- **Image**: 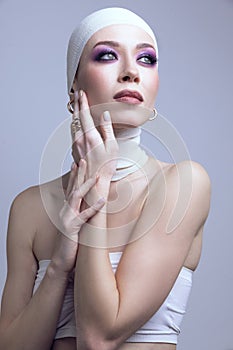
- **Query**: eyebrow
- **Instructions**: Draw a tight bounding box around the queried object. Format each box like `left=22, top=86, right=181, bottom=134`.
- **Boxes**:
left=93, top=41, right=156, bottom=51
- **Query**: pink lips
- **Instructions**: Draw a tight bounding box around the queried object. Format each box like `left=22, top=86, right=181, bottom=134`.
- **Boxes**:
left=113, top=90, right=143, bottom=104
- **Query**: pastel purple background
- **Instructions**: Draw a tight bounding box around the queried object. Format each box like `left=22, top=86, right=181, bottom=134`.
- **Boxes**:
left=0, top=0, right=232, bottom=349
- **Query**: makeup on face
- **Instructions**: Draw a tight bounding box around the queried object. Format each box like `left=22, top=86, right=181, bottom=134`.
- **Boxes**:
left=91, top=42, right=158, bottom=67
left=91, top=45, right=118, bottom=62
left=76, top=25, right=159, bottom=114
left=136, top=48, right=157, bottom=66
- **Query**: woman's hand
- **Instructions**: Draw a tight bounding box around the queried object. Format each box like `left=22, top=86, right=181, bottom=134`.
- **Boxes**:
left=72, top=90, right=118, bottom=188
left=51, top=159, right=105, bottom=273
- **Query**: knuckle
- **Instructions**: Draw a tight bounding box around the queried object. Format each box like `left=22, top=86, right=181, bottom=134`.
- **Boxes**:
left=104, top=125, right=112, bottom=133
left=80, top=212, right=88, bottom=223
left=61, top=217, right=71, bottom=232
left=73, top=188, right=82, bottom=198
left=86, top=131, right=97, bottom=146
left=75, top=138, right=83, bottom=148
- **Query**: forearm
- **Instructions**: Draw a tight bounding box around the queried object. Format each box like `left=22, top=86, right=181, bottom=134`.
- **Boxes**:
left=0, top=261, right=69, bottom=350
left=75, top=179, right=121, bottom=346
left=75, top=245, right=120, bottom=336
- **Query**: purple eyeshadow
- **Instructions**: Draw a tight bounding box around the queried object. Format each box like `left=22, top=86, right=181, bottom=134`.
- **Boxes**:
left=137, top=48, right=157, bottom=63
left=91, top=46, right=117, bottom=61
left=90, top=45, right=157, bottom=65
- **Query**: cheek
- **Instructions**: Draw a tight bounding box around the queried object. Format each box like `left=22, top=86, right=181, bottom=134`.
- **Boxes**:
left=145, top=72, right=159, bottom=107
left=81, top=67, right=111, bottom=104
left=79, top=67, right=113, bottom=125
left=153, top=76, right=159, bottom=96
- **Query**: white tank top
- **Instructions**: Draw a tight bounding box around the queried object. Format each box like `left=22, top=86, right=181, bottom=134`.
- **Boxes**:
left=33, top=251, right=193, bottom=344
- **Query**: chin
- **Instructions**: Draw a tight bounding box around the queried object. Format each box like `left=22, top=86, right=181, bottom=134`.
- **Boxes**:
left=89, top=102, right=151, bottom=128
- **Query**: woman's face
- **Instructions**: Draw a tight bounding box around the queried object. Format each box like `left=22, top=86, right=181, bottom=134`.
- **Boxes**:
left=74, top=24, right=159, bottom=126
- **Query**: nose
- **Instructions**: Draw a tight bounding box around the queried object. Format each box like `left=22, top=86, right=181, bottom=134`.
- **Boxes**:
left=118, top=59, right=140, bottom=84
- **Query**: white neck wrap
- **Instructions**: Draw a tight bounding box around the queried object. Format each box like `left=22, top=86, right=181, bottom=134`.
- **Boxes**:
left=67, top=7, right=158, bottom=94
left=112, top=127, right=148, bottom=182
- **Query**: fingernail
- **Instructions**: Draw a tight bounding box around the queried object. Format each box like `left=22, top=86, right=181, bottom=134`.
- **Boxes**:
left=103, top=111, right=111, bottom=121
left=98, top=197, right=106, bottom=204
left=79, top=89, right=83, bottom=98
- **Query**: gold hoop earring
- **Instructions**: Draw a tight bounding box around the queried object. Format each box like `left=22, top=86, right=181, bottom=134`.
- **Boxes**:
left=67, top=100, right=74, bottom=114
left=149, top=108, right=158, bottom=121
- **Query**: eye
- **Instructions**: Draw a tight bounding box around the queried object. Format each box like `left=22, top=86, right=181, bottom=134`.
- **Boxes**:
left=137, top=53, right=158, bottom=66
left=94, top=50, right=118, bottom=62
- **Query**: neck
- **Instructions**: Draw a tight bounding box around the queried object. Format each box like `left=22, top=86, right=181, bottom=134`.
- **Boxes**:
left=111, top=126, right=148, bottom=182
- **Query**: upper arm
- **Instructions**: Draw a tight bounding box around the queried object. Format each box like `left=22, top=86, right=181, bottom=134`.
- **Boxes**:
left=0, top=188, right=38, bottom=330
left=113, top=161, right=211, bottom=341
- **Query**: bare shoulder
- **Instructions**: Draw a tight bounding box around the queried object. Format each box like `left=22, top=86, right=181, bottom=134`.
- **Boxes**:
left=168, top=160, right=211, bottom=196
left=10, top=185, right=45, bottom=226
left=166, top=160, right=211, bottom=227
left=155, top=158, right=210, bottom=182
left=152, top=159, right=211, bottom=194
left=7, top=186, right=44, bottom=253
left=11, top=172, right=66, bottom=222
left=12, top=185, right=41, bottom=209
left=8, top=174, right=67, bottom=248
left=146, top=160, right=211, bottom=235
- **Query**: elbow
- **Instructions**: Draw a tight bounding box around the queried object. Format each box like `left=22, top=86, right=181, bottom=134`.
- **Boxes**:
left=78, top=341, right=113, bottom=350
left=78, top=331, right=119, bottom=350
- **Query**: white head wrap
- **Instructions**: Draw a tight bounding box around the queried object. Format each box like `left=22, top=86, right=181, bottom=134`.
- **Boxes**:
left=67, top=7, right=158, bottom=94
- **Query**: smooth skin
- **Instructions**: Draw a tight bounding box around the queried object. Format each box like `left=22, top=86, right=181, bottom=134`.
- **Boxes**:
left=0, top=25, right=211, bottom=350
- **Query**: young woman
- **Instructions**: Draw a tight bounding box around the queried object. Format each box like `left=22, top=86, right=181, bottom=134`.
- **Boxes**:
left=0, top=7, right=211, bottom=350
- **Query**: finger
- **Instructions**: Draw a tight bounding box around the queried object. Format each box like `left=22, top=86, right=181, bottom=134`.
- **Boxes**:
left=73, top=90, right=80, bottom=119
left=100, top=111, right=116, bottom=142
left=78, top=176, right=97, bottom=199
left=101, top=111, right=119, bottom=154
left=73, top=158, right=86, bottom=190
left=66, top=162, right=77, bottom=199
left=71, top=143, right=81, bottom=164
left=72, top=129, right=86, bottom=161
left=71, top=90, right=82, bottom=144
left=79, top=90, right=100, bottom=140
left=68, top=177, right=96, bottom=211
left=80, top=197, right=106, bottom=222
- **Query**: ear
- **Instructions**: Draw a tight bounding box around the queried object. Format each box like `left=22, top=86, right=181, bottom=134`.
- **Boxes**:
left=73, top=74, right=79, bottom=91
left=69, top=76, right=78, bottom=101
left=69, top=89, right=74, bottom=103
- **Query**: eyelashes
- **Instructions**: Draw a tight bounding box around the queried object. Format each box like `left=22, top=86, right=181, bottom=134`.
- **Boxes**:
left=137, top=52, right=158, bottom=66
left=92, top=48, right=118, bottom=62
left=92, top=46, right=158, bottom=66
